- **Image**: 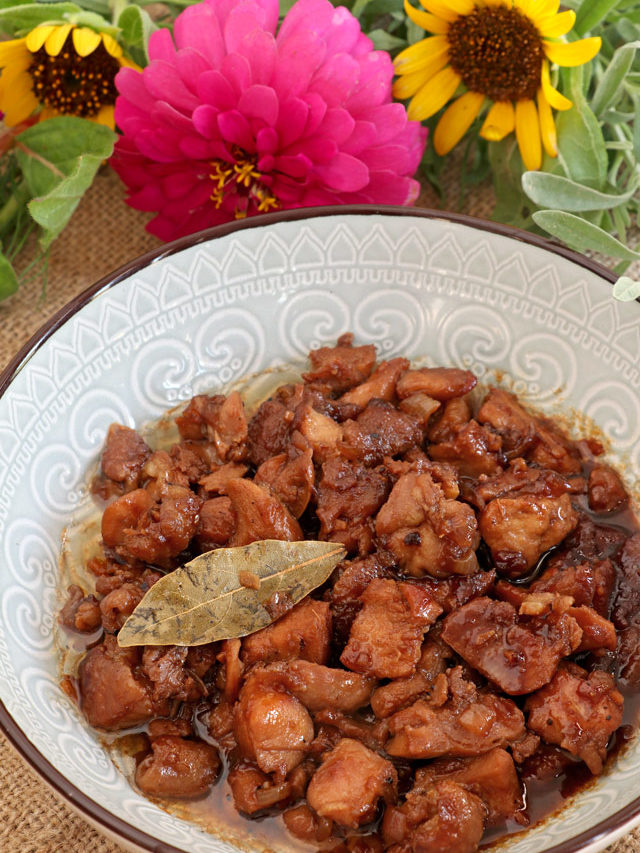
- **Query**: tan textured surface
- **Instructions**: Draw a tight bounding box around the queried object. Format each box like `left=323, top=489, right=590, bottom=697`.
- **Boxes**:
left=0, top=168, right=638, bottom=852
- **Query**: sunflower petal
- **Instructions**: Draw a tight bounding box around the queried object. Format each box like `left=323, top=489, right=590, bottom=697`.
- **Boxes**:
left=394, top=35, right=449, bottom=75
left=537, top=88, right=557, bottom=157
left=0, top=37, right=31, bottom=70
left=408, top=65, right=461, bottom=121
left=1, top=69, right=39, bottom=126
left=543, top=37, right=601, bottom=67
left=514, top=0, right=534, bottom=16
left=393, top=53, right=449, bottom=98
left=537, top=10, right=576, bottom=38
left=25, top=25, right=56, bottom=53
left=434, top=90, right=484, bottom=154
left=418, top=0, right=464, bottom=22
left=101, top=32, right=123, bottom=58
left=540, top=60, right=572, bottom=110
left=515, top=99, right=541, bottom=170
left=72, top=26, right=101, bottom=57
left=480, top=100, right=515, bottom=141
left=45, top=24, right=72, bottom=56
left=404, top=0, right=450, bottom=33
left=91, top=103, right=115, bottom=128
left=535, top=0, right=560, bottom=16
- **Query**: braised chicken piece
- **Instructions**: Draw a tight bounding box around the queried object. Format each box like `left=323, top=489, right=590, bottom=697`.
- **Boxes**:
left=478, top=388, right=582, bottom=473
left=79, top=635, right=170, bottom=730
left=526, top=663, right=623, bottom=774
left=316, top=458, right=390, bottom=554
left=95, top=423, right=151, bottom=495
left=302, top=334, right=377, bottom=393
left=588, top=464, right=628, bottom=513
left=442, top=597, right=582, bottom=695
left=340, top=357, right=409, bottom=407
left=414, top=749, right=524, bottom=826
left=386, top=667, right=525, bottom=759
left=341, top=579, right=442, bottom=679
left=396, top=367, right=477, bottom=402
left=479, top=493, right=578, bottom=577
left=382, top=779, right=486, bottom=853
left=376, top=471, right=480, bottom=577
left=429, top=419, right=504, bottom=478
left=69, top=336, right=639, bottom=853
left=234, top=669, right=314, bottom=777
left=306, top=738, right=397, bottom=828
left=241, top=598, right=331, bottom=666
left=135, top=735, right=220, bottom=799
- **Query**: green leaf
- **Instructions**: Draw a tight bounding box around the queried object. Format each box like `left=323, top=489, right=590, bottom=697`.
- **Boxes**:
left=367, top=27, right=406, bottom=50
left=555, top=77, right=608, bottom=189
left=574, top=0, right=624, bottom=35
left=612, top=275, right=640, bottom=301
left=521, top=171, right=638, bottom=212
left=533, top=210, right=640, bottom=261
left=0, top=252, right=19, bottom=301
left=15, top=117, right=116, bottom=248
left=117, top=4, right=156, bottom=64
left=592, top=42, right=640, bottom=117
left=0, top=2, right=81, bottom=33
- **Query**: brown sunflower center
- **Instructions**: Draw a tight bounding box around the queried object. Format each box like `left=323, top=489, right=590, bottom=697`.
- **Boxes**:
left=447, top=6, right=544, bottom=102
left=28, top=36, right=120, bottom=117
left=209, top=149, right=279, bottom=219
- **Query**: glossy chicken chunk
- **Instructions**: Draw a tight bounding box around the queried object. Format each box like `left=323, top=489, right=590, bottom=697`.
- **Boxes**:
left=226, top=478, right=302, bottom=546
left=98, top=423, right=151, bottom=493
left=382, top=779, right=486, bottom=853
left=429, top=419, right=504, bottom=478
left=80, top=635, right=169, bottom=730
left=340, top=357, right=409, bottom=407
left=526, top=663, right=623, bottom=773
left=479, top=493, right=578, bottom=577
left=386, top=667, right=525, bottom=759
left=234, top=670, right=314, bottom=777
left=302, top=334, right=376, bottom=393
left=254, top=446, right=314, bottom=518
left=342, top=400, right=423, bottom=466
left=274, top=659, right=375, bottom=713
left=136, top=736, right=220, bottom=799
left=442, top=597, right=582, bottom=695
left=376, top=471, right=480, bottom=578
left=341, top=579, right=442, bottom=679
left=176, top=391, right=248, bottom=462
left=396, top=367, right=477, bottom=401
left=587, top=464, right=627, bottom=513
left=306, top=738, right=397, bottom=828
left=241, top=598, right=331, bottom=666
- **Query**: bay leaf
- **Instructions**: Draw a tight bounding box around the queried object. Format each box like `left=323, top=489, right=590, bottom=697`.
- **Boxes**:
left=117, top=539, right=346, bottom=648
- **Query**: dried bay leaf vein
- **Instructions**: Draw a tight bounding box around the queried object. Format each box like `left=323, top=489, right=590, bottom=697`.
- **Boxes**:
left=117, top=539, right=345, bottom=647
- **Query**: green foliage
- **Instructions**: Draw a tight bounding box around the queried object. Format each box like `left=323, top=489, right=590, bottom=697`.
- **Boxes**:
left=117, top=4, right=157, bottom=65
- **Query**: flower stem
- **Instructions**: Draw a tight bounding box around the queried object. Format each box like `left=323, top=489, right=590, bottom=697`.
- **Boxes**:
left=0, top=182, right=30, bottom=238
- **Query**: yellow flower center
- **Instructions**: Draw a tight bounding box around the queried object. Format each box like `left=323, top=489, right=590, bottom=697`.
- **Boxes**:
left=447, top=6, right=544, bottom=102
left=209, top=150, right=279, bottom=219
left=28, top=35, right=120, bottom=117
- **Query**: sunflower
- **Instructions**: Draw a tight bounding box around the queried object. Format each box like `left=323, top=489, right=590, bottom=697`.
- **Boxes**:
left=394, top=0, right=601, bottom=170
left=0, top=23, right=137, bottom=129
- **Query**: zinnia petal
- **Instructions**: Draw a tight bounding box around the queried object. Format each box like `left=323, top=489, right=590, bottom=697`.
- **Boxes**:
left=315, top=152, right=369, bottom=192
left=480, top=100, right=514, bottom=141
left=45, top=24, right=72, bottom=57
left=393, top=35, right=449, bottom=75
left=543, top=37, right=601, bottom=67
left=72, top=27, right=101, bottom=57
left=537, top=87, right=557, bottom=157
left=515, top=99, right=541, bottom=170
left=404, top=0, right=449, bottom=34
left=433, top=90, right=484, bottom=154
left=536, top=10, right=576, bottom=38
left=407, top=65, right=461, bottom=121
left=540, top=60, right=572, bottom=110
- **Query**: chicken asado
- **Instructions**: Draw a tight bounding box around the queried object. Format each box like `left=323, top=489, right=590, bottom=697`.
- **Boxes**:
left=60, top=334, right=640, bottom=852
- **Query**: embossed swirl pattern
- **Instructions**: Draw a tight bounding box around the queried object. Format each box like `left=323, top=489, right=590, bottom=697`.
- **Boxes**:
left=0, top=215, right=639, bottom=853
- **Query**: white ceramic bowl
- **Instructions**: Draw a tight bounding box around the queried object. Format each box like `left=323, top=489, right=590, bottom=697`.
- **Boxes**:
left=1, top=207, right=639, bottom=853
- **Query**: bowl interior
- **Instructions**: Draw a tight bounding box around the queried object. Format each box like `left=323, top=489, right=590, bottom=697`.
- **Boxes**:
left=1, top=211, right=639, bottom=853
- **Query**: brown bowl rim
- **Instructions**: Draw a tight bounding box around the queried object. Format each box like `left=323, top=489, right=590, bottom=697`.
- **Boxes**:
left=0, top=204, right=636, bottom=853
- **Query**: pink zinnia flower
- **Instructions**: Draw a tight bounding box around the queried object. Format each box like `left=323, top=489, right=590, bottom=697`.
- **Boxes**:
left=110, top=0, right=427, bottom=241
